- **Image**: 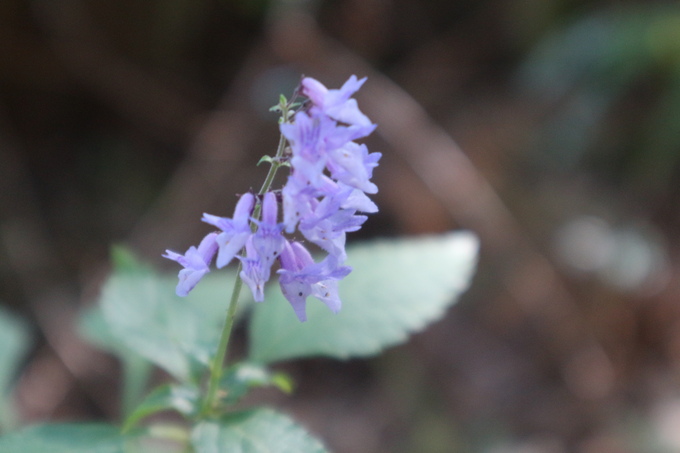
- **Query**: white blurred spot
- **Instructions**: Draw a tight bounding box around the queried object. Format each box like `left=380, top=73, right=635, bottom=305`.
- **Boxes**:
left=553, top=216, right=669, bottom=295
left=554, top=216, right=613, bottom=273
left=653, top=398, right=680, bottom=450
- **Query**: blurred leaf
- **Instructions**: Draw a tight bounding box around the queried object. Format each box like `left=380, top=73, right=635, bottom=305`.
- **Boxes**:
left=248, top=231, right=479, bottom=363
left=0, top=306, right=30, bottom=431
left=191, top=408, right=328, bottom=453
left=123, top=384, right=200, bottom=432
left=517, top=8, right=654, bottom=101
left=79, top=307, right=153, bottom=417
left=0, top=307, right=30, bottom=394
left=92, top=250, right=252, bottom=383
left=219, top=362, right=293, bottom=405
left=633, top=73, right=680, bottom=195
left=0, top=423, right=130, bottom=453
left=517, top=6, right=680, bottom=176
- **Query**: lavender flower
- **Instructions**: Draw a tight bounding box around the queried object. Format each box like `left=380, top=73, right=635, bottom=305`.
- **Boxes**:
left=326, top=142, right=381, bottom=194
left=298, top=189, right=367, bottom=261
left=238, top=236, right=269, bottom=302
left=251, top=192, right=285, bottom=270
left=163, top=232, right=219, bottom=297
left=165, top=75, right=379, bottom=322
left=301, top=75, right=373, bottom=127
left=202, top=193, right=255, bottom=268
left=277, top=241, right=351, bottom=322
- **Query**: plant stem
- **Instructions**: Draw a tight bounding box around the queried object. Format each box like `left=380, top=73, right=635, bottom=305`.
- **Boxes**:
left=200, top=105, right=291, bottom=416
left=201, top=263, right=244, bottom=415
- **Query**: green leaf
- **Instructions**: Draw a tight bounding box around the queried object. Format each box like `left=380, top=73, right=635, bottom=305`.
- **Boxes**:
left=93, top=250, right=252, bottom=382
left=248, top=231, right=479, bottom=363
left=219, top=362, right=293, bottom=405
left=123, top=384, right=200, bottom=432
left=79, top=307, right=153, bottom=417
left=257, top=155, right=275, bottom=166
left=0, top=306, right=30, bottom=431
left=191, top=408, right=328, bottom=453
left=0, top=423, right=130, bottom=453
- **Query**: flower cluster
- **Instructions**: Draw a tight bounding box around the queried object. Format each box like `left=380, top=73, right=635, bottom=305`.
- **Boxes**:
left=164, top=75, right=380, bottom=321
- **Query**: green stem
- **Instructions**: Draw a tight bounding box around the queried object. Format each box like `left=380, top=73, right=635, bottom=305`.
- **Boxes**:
left=200, top=103, right=291, bottom=416
left=201, top=263, right=244, bottom=415
left=253, top=119, right=286, bottom=199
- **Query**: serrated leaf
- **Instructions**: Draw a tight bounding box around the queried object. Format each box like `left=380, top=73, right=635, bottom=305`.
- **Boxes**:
left=123, top=384, right=199, bottom=432
left=248, top=231, right=479, bottom=363
left=94, top=251, right=252, bottom=382
left=191, top=408, right=328, bottom=453
left=0, top=423, right=129, bottom=453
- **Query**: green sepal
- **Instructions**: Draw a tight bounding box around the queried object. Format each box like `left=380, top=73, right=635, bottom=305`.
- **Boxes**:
left=123, top=383, right=200, bottom=433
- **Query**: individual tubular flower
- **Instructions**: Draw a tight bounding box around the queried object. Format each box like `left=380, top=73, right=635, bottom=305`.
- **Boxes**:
left=238, top=236, right=269, bottom=302
left=339, top=184, right=379, bottom=214
left=251, top=192, right=285, bottom=270
left=301, top=75, right=374, bottom=127
left=163, top=232, right=219, bottom=297
left=202, top=192, right=255, bottom=268
left=277, top=241, right=351, bottom=322
left=326, top=142, right=382, bottom=194
left=300, top=209, right=366, bottom=262
left=298, top=189, right=367, bottom=261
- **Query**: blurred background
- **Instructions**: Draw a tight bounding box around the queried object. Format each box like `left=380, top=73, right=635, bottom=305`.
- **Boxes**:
left=2, top=0, right=680, bottom=451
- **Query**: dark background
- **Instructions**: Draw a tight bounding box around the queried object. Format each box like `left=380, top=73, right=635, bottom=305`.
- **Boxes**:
left=3, top=0, right=680, bottom=451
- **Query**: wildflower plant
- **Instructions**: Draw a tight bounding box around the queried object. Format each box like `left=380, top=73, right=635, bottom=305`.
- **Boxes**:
left=0, top=76, right=479, bottom=452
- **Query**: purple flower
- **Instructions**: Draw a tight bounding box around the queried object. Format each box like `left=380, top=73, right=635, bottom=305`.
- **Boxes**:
left=302, top=75, right=374, bottom=127
left=326, top=142, right=381, bottom=194
left=165, top=75, right=378, bottom=320
left=251, top=192, right=285, bottom=269
left=281, top=174, right=314, bottom=233
left=202, top=193, right=255, bottom=268
left=280, top=111, right=334, bottom=162
left=338, top=184, right=379, bottom=214
left=238, top=236, right=269, bottom=302
left=277, top=241, right=351, bottom=322
left=281, top=111, right=372, bottom=187
left=299, top=198, right=367, bottom=261
left=163, top=232, right=219, bottom=297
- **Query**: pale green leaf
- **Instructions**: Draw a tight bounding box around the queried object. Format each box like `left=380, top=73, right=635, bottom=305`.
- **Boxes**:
left=191, top=408, right=328, bottom=453
left=94, top=250, right=251, bottom=382
left=248, top=231, right=479, bottom=363
left=79, top=307, right=153, bottom=416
